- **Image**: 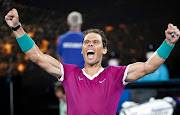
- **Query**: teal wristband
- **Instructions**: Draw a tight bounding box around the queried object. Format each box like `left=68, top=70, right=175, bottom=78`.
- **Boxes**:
left=16, top=33, right=35, bottom=52
left=157, top=40, right=174, bottom=59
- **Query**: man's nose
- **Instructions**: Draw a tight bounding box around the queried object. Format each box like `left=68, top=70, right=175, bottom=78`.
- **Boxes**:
left=88, top=42, right=93, bottom=46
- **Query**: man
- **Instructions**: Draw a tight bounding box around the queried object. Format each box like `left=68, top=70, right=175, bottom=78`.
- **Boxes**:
left=5, top=9, right=180, bottom=115
left=54, top=82, right=67, bottom=115
left=57, top=11, right=84, bottom=69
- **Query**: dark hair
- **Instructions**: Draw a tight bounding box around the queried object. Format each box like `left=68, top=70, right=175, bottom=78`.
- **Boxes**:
left=54, top=82, right=65, bottom=94
left=83, top=29, right=107, bottom=48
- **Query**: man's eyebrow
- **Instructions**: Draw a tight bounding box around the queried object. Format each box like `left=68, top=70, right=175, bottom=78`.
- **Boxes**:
left=84, top=39, right=100, bottom=41
left=83, top=40, right=89, bottom=42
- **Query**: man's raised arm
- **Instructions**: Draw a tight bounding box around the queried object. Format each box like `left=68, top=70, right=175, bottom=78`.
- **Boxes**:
left=5, top=8, right=62, bottom=79
left=126, top=24, right=180, bottom=82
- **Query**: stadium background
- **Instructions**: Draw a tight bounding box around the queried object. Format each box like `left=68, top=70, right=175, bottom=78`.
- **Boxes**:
left=0, top=0, right=180, bottom=114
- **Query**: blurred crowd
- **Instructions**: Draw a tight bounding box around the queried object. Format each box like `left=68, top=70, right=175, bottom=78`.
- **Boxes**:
left=0, top=0, right=174, bottom=78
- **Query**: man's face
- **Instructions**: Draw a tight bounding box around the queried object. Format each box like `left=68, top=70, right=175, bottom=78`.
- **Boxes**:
left=55, top=90, right=64, bottom=102
left=82, top=33, right=107, bottom=65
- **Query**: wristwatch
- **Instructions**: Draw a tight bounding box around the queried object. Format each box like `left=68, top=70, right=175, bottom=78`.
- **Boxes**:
left=11, top=22, right=21, bottom=31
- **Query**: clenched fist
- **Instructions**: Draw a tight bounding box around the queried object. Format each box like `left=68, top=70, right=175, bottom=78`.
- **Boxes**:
left=5, top=8, right=19, bottom=28
left=165, top=24, right=180, bottom=45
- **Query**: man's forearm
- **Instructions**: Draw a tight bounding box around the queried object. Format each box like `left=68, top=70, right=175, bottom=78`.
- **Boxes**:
left=12, top=26, right=26, bottom=38
left=11, top=25, right=40, bottom=61
left=145, top=38, right=175, bottom=74
left=145, top=51, right=165, bottom=74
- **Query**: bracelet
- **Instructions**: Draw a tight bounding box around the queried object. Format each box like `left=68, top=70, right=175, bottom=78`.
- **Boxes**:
left=157, top=40, right=175, bottom=59
left=11, top=22, right=21, bottom=31
left=16, top=33, right=35, bottom=52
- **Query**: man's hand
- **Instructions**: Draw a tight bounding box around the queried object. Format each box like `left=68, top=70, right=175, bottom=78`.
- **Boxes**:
left=165, top=24, right=180, bottom=46
left=5, top=8, right=19, bottom=28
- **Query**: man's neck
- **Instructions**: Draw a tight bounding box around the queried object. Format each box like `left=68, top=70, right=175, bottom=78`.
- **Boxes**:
left=69, top=27, right=81, bottom=31
left=83, top=63, right=103, bottom=77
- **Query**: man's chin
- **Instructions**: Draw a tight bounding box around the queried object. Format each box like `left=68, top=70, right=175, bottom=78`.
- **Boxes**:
left=87, top=62, right=94, bottom=66
left=86, top=60, right=99, bottom=66
left=85, top=60, right=95, bottom=66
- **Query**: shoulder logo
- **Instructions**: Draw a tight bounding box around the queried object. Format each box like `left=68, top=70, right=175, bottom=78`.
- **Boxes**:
left=99, top=78, right=106, bottom=83
left=78, top=76, right=83, bottom=80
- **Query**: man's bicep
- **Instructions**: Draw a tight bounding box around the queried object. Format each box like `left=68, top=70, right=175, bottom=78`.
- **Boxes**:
left=38, top=54, right=62, bottom=78
left=126, top=62, right=147, bottom=82
left=26, top=45, right=62, bottom=78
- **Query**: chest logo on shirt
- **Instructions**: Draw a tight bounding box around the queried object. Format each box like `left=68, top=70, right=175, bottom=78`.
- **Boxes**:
left=78, top=76, right=83, bottom=80
left=99, top=78, right=106, bottom=83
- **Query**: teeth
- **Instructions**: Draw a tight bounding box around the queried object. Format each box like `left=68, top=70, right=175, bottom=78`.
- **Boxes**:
left=87, top=50, right=94, bottom=53
left=87, top=50, right=94, bottom=59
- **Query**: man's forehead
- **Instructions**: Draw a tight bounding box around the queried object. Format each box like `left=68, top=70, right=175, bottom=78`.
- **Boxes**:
left=84, top=32, right=102, bottom=41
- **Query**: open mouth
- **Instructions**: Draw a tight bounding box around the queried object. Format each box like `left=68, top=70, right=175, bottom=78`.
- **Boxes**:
left=87, top=50, right=95, bottom=59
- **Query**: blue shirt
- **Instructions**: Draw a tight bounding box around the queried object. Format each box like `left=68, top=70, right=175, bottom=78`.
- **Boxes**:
left=57, top=31, right=84, bottom=69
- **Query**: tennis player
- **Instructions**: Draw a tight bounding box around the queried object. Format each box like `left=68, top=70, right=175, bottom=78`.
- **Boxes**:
left=5, top=9, right=180, bottom=115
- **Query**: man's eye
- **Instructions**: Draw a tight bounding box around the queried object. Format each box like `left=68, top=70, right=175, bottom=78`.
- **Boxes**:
left=94, top=40, right=99, bottom=44
left=84, top=41, right=89, bottom=44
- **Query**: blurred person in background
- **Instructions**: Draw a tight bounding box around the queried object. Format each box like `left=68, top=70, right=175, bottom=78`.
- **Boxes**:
left=137, top=44, right=169, bottom=82
left=108, top=51, right=121, bottom=66
left=55, top=82, right=67, bottom=115
left=56, top=11, right=84, bottom=69
left=5, top=9, right=180, bottom=115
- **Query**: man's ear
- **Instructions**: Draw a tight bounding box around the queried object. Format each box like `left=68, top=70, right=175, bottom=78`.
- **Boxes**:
left=67, top=22, right=70, bottom=26
left=102, top=47, right=107, bottom=55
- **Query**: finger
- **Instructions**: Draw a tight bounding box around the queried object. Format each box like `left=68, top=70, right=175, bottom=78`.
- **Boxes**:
left=6, top=10, right=16, bottom=19
left=8, top=9, right=13, bottom=14
left=5, top=15, right=12, bottom=20
left=168, top=23, right=174, bottom=29
left=177, top=31, right=180, bottom=36
left=174, top=26, right=177, bottom=29
left=12, top=8, right=18, bottom=17
left=6, top=11, right=14, bottom=18
left=5, top=15, right=9, bottom=20
left=6, top=20, right=12, bottom=24
left=12, top=8, right=16, bottom=11
left=175, top=29, right=179, bottom=33
left=175, top=29, right=180, bottom=36
left=166, top=29, right=174, bottom=34
left=5, top=14, right=13, bottom=21
left=171, top=26, right=177, bottom=31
